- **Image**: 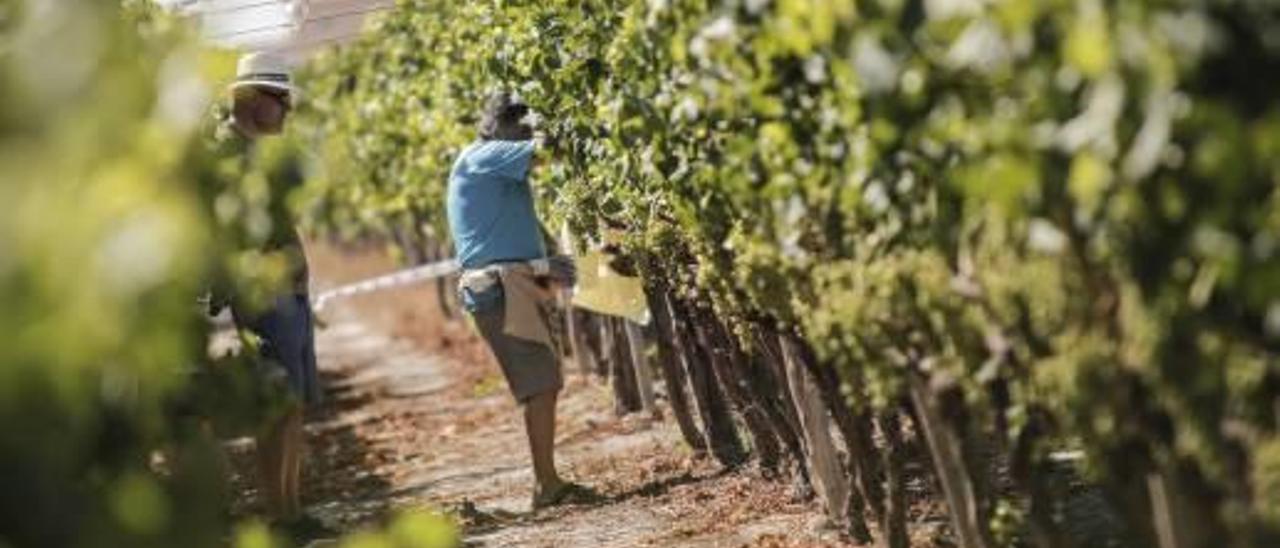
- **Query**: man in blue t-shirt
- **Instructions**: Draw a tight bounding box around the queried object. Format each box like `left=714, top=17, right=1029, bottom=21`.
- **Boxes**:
left=448, top=138, right=544, bottom=269
left=447, top=91, right=596, bottom=510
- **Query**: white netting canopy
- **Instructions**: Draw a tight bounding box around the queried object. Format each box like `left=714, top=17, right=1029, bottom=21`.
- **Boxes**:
left=160, top=0, right=388, bottom=64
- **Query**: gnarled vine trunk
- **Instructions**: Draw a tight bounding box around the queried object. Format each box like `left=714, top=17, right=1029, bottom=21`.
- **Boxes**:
left=645, top=286, right=707, bottom=453
left=666, top=292, right=745, bottom=467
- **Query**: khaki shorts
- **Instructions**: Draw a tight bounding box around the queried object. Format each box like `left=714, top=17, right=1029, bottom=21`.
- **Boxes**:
left=464, top=282, right=563, bottom=402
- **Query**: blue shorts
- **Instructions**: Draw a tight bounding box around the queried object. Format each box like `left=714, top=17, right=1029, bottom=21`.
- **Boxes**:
left=237, top=294, right=322, bottom=406
left=462, top=282, right=562, bottom=402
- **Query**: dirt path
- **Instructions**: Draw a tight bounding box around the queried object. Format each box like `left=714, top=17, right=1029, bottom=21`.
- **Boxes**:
left=231, top=245, right=862, bottom=547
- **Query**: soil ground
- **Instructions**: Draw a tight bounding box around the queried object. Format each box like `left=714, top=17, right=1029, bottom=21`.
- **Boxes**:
left=225, top=243, right=949, bottom=547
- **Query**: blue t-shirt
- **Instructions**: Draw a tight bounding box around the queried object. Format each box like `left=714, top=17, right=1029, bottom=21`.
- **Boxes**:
left=446, top=139, right=546, bottom=269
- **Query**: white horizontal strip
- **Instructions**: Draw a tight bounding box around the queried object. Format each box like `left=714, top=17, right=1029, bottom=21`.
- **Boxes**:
left=313, top=258, right=460, bottom=311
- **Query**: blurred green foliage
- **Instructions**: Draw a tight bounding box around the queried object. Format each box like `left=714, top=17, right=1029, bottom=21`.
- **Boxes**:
left=0, top=0, right=223, bottom=544
left=232, top=510, right=457, bottom=548
left=336, top=510, right=459, bottom=548
left=303, top=0, right=1280, bottom=544
left=0, top=1, right=457, bottom=546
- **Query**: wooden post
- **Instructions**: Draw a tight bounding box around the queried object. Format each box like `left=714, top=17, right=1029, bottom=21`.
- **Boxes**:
left=755, top=328, right=809, bottom=462
left=625, top=320, right=658, bottom=417
left=756, top=327, right=817, bottom=496
left=588, top=314, right=608, bottom=378
left=566, top=306, right=597, bottom=379
left=907, top=371, right=991, bottom=548
left=607, top=316, right=642, bottom=415
left=784, top=333, right=883, bottom=523
left=425, top=237, right=456, bottom=321
left=598, top=312, right=615, bottom=383
left=783, top=336, right=852, bottom=524
left=781, top=333, right=871, bottom=542
left=1148, top=469, right=1217, bottom=548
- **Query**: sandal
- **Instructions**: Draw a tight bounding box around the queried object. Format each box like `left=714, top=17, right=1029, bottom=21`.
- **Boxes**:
left=274, top=514, right=339, bottom=544
left=532, top=481, right=604, bottom=510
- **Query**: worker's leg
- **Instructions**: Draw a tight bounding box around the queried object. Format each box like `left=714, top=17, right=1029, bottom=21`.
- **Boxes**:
left=524, top=389, right=564, bottom=495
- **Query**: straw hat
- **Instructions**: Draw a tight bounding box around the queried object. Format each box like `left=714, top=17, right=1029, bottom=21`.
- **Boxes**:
left=229, top=52, right=296, bottom=97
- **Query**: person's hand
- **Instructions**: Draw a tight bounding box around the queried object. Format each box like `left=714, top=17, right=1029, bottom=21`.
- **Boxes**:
left=199, top=291, right=229, bottom=319
left=547, top=254, right=577, bottom=287
left=601, top=244, right=638, bottom=277
left=534, top=129, right=559, bottom=153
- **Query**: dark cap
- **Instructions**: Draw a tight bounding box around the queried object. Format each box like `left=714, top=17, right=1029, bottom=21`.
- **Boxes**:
left=478, top=90, right=533, bottom=141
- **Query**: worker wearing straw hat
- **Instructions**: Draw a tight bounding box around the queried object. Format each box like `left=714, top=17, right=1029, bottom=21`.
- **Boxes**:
left=209, top=51, right=328, bottom=537
left=228, top=52, right=297, bottom=136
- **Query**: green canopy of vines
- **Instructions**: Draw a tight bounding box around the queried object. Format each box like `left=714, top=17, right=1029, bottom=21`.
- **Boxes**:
left=302, top=0, right=1280, bottom=542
